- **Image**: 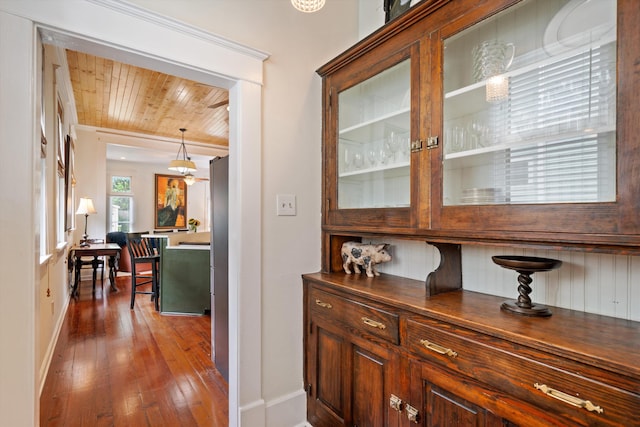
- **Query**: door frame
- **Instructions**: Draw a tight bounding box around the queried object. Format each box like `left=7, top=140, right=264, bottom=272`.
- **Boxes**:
left=0, top=2, right=268, bottom=425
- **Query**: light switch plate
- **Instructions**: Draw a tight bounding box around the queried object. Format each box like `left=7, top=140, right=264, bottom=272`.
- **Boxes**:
left=277, top=194, right=296, bottom=216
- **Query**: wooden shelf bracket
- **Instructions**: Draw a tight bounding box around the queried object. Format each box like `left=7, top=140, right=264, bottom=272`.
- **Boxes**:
left=425, top=242, right=462, bottom=296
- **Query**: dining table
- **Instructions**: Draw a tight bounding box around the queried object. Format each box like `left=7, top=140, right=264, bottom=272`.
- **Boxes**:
left=69, top=243, right=121, bottom=297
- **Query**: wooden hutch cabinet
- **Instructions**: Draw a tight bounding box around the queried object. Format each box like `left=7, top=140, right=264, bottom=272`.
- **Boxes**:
left=317, top=0, right=640, bottom=251
left=306, top=0, right=640, bottom=426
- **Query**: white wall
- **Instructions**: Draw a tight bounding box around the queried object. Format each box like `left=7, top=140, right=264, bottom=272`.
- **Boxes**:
left=0, top=12, right=37, bottom=426
left=106, top=159, right=210, bottom=234
left=359, top=0, right=386, bottom=38
left=35, top=44, right=78, bottom=398
left=73, top=128, right=107, bottom=244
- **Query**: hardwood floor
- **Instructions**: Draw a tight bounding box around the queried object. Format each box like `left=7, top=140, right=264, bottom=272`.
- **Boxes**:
left=40, top=275, right=229, bottom=426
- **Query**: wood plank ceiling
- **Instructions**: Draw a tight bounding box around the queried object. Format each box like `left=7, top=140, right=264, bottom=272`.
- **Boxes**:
left=66, top=49, right=229, bottom=146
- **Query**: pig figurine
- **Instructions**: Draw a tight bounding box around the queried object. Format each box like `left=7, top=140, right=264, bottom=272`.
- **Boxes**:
left=341, top=241, right=392, bottom=278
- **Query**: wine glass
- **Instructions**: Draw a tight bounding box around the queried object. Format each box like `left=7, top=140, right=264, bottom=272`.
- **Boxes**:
left=387, top=132, right=402, bottom=162
left=379, top=148, right=389, bottom=165
left=367, top=148, right=378, bottom=167
left=403, top=135, right=411, bottom=161
left=341, top=147, right=352, bottom=172
left=353, top=151, right=364, bottom=169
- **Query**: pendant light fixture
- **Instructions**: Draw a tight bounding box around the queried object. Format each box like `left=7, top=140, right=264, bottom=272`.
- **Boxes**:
left=291, top=0, right=325, bottom=13
left=168, top=128, right=197, bottom=174
left=183, top=173, right=196, bottom=186
left=485, top=74, right=509, bottom=103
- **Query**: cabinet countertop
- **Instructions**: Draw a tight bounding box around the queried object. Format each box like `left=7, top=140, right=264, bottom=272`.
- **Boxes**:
left=165, top=244, right=210, bottom=250
left=302, top=271, right=640, bottom=384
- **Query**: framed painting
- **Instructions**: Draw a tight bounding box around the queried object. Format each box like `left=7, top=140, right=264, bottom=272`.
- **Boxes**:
left=155, top=174, right=187, bottom=229
left=385, top=0, right=412, bottom=23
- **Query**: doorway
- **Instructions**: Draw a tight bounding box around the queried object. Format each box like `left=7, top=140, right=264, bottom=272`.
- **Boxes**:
left=0, top=4, right=266, bottom=425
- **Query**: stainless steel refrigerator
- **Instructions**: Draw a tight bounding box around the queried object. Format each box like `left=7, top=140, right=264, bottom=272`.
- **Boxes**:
left=210, top=156, right=229, bottom=381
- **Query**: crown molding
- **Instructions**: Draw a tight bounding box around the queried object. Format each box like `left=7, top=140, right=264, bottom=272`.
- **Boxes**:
left=83, top=125, right=228, bottom=151
left=87, top=0, right=269, bottom=61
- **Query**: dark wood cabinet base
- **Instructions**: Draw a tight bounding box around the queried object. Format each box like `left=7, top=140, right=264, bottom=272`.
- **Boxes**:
left=303, top=272, right=640, bottom=427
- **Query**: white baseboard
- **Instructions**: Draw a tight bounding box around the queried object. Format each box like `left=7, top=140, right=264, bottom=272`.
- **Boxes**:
left=38, top=294, right=70, bottom=396
left=239, top=398, right=266, bottom=426
left=238, top=388, right=308, bottom=427
left=265, top=388, right=307, bottom=427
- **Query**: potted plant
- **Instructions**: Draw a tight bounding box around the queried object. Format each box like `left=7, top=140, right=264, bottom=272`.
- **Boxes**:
left=188, top=218, right=200, bottom=233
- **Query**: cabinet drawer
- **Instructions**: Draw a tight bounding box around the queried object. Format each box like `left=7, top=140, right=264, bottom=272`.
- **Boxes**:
left=310, top=287, right=399, bottom=345
left=405, top=317, right=639, bottom=427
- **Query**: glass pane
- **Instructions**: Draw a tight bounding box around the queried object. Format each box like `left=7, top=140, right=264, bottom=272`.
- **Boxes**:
left=111, top=176, right=131, bottom=193
left=110, top=196, right=131, bottom=232
left=338, top=59, right=411, bottom=209
left=442, top=0, right=616, bottom=205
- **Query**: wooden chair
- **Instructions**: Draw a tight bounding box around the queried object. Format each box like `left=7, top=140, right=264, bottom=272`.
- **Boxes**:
left=106, top=231, right=128, bottom=273
left=126, top=232, right=160, bottom=310
left=77, top=238, right=105, bottom=293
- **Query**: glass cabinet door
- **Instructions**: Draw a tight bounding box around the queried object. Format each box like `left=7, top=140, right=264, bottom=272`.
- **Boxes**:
left=442, top=0, right=616, bottom=206
left=337, top=59, right=411, bottom=209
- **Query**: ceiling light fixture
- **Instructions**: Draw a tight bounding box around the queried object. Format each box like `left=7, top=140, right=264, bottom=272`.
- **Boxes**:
left=291, top=0, right=325, bottom=13
left=168, top=128, right=197, bottom=174
left=183, top=173, right=196, bottom=186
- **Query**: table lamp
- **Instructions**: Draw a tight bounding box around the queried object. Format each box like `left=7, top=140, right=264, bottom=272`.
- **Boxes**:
left=76, top=197, right=97, bottom=247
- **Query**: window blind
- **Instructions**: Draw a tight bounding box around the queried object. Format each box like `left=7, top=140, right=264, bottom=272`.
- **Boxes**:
left=498, top=134, right=615, bottom=203
left=501, top=42, right=616, bottom=204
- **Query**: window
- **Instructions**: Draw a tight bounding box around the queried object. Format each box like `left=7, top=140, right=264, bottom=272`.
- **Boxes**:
left=110, top=196, right=132, bottom=232
left=55, top=99, right=66, bottom=244
left=39, top=156, right=48, bottom=258
left=110, top=176, right=132, bottom=232
left=111, top=176, right=131, bottom=193
left=38, top=45, right=48, bottom=258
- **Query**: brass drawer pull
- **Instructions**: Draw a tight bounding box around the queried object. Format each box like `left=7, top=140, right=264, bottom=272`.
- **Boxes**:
left=361, top=317, right=386, bottom=330
left=419, top=339, right=458, bottom=357
left=315, top=299, right=332, bottom=309
left=534, top=383, right=603, bottom=414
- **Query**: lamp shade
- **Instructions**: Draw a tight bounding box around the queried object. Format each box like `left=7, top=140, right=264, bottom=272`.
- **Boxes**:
left=168, top=159, right=197, bottom=174
left=76, top=197, right=97, bottom=215
left=291, top=0, right=325, bottom=13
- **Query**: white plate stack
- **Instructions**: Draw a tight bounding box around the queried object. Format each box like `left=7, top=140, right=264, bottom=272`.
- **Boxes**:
left=460, top=188, right=506, bottom=205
